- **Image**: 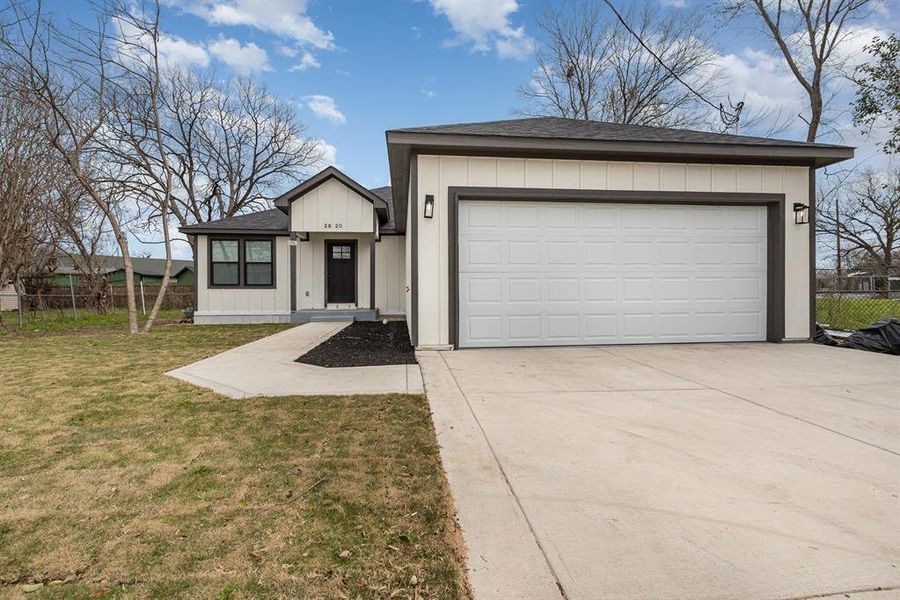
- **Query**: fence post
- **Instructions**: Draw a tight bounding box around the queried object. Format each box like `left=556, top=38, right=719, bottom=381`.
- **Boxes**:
left=16, top=273, right=23, bottom=330
left=68, top=274, right=78, bottom=320
left=140, top=279, right=146, bottom=315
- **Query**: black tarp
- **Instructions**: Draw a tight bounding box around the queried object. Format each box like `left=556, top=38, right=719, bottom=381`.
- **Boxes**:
left=813, top=323, right=839, bottom=346
left=842, top=318, right=900, bottom=355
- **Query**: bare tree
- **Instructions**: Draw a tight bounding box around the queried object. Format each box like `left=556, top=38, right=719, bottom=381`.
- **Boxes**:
left=725, top=0, right=874, bottom=142
left=519, top=1, right=720, bottom=129
left=2, top=0, right=185, bottom=333
left=2, top=0, right=144, bottom=333
left=49, top=172, right=113, bottom=313
left=159, top=72, right=321, bottom=256
left=817, top=169, right=899, bottom=279
left=99, top=0, right=177, bottom=332
left=0, top=60, right=56, bottom=307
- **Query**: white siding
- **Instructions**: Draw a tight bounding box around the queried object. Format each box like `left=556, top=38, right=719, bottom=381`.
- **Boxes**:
left=0, top=283, right=18, bottom=311
left=195, top=234, right=291, bottom=323
left=296, top=233, right=372, bottom=309
left=415, top=156, right=811, bottom=347
left=375, top=236, right=406, bottom=315
left=290, top=178, right=375, bottom=233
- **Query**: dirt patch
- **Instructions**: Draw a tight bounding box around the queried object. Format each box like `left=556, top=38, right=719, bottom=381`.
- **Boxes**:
left=296, top=321, right=417, bottom=368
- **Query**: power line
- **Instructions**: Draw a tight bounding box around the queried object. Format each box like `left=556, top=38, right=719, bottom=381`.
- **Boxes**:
left=601, top=0, right=743, bottom=131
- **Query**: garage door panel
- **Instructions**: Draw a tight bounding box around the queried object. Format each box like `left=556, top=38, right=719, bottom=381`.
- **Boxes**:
left=458, top=202, right=767, bottom=348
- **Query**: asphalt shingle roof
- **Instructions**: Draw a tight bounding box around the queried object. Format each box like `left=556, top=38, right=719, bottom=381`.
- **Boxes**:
left=389, top=116, right=847, bottom=149
left=179, top=208, right=289, bottom=233
left=369, top=186, right=397, bottom=232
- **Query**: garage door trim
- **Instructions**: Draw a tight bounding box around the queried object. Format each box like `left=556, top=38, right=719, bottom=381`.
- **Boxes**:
left=447, top=187, right=786, bottom=348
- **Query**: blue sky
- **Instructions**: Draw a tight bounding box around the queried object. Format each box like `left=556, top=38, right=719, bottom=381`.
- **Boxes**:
left=40, top=0, right=898, bottom=258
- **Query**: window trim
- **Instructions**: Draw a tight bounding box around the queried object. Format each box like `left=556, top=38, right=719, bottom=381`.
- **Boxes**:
left=207, top=235, right=277, bottom=289
left=243, top=239, right=275, bottom=287
left=209, top=238, right=240, bottom=287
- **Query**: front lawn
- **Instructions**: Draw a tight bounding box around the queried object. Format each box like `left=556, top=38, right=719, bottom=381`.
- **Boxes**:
left=0, top=309, right=183, bottom=337
left=0, top=322, right=467, bottom=598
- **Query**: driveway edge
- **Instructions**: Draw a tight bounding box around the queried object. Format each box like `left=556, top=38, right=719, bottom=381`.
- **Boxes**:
left=417, top=351, right=563, bottom=600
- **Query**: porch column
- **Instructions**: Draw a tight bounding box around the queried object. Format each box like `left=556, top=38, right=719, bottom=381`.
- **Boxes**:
left=370, top=235, right=376, bottom=310
left=290, top=232, right=297, bottom=311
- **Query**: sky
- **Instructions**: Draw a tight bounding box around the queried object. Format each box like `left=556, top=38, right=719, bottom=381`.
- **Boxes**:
left=39, top=0, right=899, bottom=260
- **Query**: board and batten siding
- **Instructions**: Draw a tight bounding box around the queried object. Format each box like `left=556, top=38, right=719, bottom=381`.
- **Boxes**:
left=415, top=155, right=811, bottom=347
left=375, top=236, right=406, bottom=315
left=296, top=233, right=372, bottom=309
left=194, top=234, right=291, bottom=323
left=290, top=178, right=375, bottom=233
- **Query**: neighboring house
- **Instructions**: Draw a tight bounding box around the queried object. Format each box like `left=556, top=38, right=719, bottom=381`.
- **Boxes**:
left=181, top=116, right=854, bottom=349
left=46, top=255, right=194, bottom=286
left=0, top=282, right=18, bottom=312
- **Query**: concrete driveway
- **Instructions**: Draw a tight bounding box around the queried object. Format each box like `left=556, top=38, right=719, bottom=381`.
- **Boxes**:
left=418, top=343, right=900, bottom=600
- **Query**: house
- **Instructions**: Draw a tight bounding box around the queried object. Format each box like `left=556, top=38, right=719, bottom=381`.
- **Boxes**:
left=46, top=255, right=195, bottom=286
left=180, top=116, right=854, bottom=349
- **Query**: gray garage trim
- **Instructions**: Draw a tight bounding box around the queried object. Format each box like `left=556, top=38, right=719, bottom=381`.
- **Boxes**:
left=809, top=167, right=816, bottom=340
left=387, top=134, right=851, bottom=234
left=447, top=187, right=786, bottom=349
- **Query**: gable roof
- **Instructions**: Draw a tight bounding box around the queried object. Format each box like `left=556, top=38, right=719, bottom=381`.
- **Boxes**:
left=52, top=255, right=193, bottom=277
left=273, top=166, right=390, bottom=225
left=386, top=116, right=856, bottom=234
left=179, top=208, right=290, bottom=236
left=176, top=185, right=398, bottom=236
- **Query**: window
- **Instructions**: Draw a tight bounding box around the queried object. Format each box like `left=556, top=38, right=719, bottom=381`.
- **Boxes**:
left=331, top=245, right=352, bottom=260
left=211, top=240, right=239, bottom=286
left=245, top=240, right=273, bottom=286
left=208, top=237, right=276, bottom=288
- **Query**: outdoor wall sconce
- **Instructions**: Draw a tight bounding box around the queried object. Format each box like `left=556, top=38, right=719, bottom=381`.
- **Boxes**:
left=424, top=194, right=435, bottom=219
left=793, top=202, right=809, bottom=225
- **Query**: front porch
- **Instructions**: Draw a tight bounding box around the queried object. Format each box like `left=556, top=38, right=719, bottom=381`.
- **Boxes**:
left=291, top=307, right=378, bottom=324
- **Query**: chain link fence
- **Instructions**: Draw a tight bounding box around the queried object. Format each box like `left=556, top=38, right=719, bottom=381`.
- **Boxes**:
left=1, top=279, right=194, bottom=327
left=816, top=268, right=900, bottom=331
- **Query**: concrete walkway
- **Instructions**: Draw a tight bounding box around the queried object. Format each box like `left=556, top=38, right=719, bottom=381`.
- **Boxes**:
left=420, top=343, right=900, bottom=600
left=168, top=322, right=424, bottom=397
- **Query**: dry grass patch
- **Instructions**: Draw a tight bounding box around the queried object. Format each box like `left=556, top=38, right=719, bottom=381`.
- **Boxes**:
left=0, top=323, right=468, bottom=598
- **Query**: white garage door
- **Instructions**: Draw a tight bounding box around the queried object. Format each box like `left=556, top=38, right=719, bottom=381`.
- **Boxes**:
left=458, top=201, right=767, bottom=348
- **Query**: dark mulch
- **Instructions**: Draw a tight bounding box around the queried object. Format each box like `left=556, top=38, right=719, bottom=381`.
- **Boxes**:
left=296, top=320, right=417, bottom=367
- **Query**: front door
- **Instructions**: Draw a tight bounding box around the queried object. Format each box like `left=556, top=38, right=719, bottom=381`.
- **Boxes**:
left=326, top=241, right=356, bottom=304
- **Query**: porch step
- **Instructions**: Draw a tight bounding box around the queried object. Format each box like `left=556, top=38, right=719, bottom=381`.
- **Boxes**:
left=292, top=309, right=378, bottom=324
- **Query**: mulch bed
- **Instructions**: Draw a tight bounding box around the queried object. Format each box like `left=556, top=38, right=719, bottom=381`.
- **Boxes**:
left=296, top=320, right=417, bottom=367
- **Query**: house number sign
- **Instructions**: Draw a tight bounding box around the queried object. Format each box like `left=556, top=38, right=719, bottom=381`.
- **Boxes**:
left=322, top=223, right=344, bottom=229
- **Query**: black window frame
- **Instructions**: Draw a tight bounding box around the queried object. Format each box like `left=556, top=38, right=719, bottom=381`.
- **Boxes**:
left=209, top=238, right=240, bottom=287
left=243, top=239, right=274, bottom=287
left=207, top=236, right=277, bottom=289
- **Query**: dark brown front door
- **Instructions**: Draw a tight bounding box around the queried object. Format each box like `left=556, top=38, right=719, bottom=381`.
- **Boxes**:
left=326, top=241, right=356, bottom=304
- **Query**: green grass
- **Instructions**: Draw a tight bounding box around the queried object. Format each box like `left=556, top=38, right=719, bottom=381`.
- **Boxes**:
left=816, top=297, right=900, bottom=330
left=0, top=309, right=184, bottom=337
left=0, top=324, right=468, bottom=598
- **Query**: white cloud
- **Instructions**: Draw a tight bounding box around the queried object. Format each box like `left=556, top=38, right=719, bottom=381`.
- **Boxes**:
left=208, top=38, right=271, bottom=75
left=303, top=95, right=346, bottom=124
left=113, top=15, right=209, bottom=68
left=421, top=88, right=437, bottom=98
left=276, top=43, right=298, bottom=58
left=427, top=0, right=533, bottom=60
left=660, top=0, right=687, bottom=7
left=182, top=0, right=334, bottom=49
left=288, top=51, right=321, bottom=72
left=158, top=33, right=210, bottom=67
left=311, top=139, right=338, bottom=169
